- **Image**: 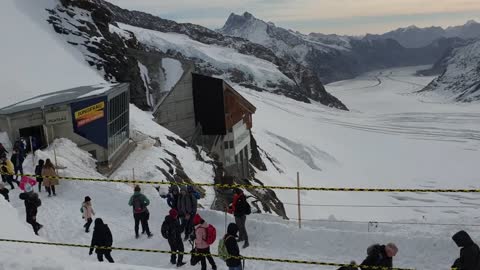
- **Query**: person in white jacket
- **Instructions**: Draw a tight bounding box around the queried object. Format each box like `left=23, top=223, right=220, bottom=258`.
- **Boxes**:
left=82, top=196, right=95, bottom=233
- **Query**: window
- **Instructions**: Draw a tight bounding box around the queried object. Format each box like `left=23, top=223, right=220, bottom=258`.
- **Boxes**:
left=229, top=141, right=234, bottom=148
left=107, top=91, right=129, bottom=157
left=224, top=141, right=229, bottom=149
left=235, top=154, right=238, bottom=163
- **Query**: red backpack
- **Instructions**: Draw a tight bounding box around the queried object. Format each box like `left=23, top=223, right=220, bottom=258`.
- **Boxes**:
left=205, top=224, right=217, bottom=245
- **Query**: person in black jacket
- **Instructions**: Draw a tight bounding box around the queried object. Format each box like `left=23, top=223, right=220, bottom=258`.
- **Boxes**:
left=360, top=243, right=398, bottom=270
left=18, top=184, right=43, bottom=235
left=0, top=183, right=9, bottom=202
left=10, top=148, right=24, bottom=181
left=35, top=160, right=44, bottom=192
left=224, top=223, right=242, bottom=270
left=89, top=218, right=114, bottom=263
left=452, top=230, right=480, bottom=270
left=162, top=208, right=186, bottom=267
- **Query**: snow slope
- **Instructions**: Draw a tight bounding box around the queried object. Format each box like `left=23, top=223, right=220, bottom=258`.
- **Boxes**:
left=421, top=40, right=480, bottom=102
left=118, top=23, right=294, bottom=88
left=161, top=58, right=184, bottom=93
left=0, top=0, right=104, bottom=108
left=239, top=65, right=480, bottom=225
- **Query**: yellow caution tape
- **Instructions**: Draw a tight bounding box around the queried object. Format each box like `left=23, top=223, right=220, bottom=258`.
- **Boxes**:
left=0, top=238, right=415, bottom=270
left=2, top=172, right=479, bottom=193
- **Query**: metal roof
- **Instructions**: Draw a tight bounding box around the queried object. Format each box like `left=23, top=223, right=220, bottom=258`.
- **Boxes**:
left=0, top=83, right=128, bottom=115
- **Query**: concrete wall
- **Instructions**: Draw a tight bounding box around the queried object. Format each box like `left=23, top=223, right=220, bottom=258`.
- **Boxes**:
left=154, top=65, right=196, bottom=141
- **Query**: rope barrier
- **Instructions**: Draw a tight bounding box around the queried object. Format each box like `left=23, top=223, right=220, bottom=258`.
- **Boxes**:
left=3, top=172, right=480, bottom=193
left=0, top=238, right=416, bottom=270
left=290, top=218, right=480, bottom=227
left=282, top=202, right=480, bottom=208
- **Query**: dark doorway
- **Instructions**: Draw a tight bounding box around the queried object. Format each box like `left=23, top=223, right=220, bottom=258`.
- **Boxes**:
left=19, top=126, right=45, bottom=152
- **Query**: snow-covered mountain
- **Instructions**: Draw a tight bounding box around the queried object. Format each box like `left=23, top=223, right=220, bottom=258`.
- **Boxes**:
left=220, top=12, right=461, bottom=84
left=42, top=0, right=347, bottom=110
left=365, top=20, right=480, bottom=48
left=419, top=39, right=480, bottom=102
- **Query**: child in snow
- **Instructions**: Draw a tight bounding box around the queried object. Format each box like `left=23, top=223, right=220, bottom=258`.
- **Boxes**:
left=19, top=184, right=43, bottom=235
left=191, top=214, right=216, bottom=270
left=0, top=183, right=9, bottom=202
left=223, top=223, right=242, bottom=270
left=82, top=196, right=95, bottom=233
left=35, top=160, right=44, bottom=192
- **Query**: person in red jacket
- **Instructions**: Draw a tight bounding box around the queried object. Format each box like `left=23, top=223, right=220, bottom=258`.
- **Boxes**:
left=228, top=189, right=250, bottom=249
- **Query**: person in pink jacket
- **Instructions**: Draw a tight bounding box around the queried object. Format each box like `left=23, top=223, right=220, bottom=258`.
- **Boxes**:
left=82, top=196, right=95, bottom=233
left=192, top=214, right=216, bottom=270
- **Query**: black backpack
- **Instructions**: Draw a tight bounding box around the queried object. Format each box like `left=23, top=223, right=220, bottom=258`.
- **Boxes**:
left=161, top=220, right=170, bottom=239
left=132, top=195, right=145, bottom=214
left=237, top=196, right=251, bottom=215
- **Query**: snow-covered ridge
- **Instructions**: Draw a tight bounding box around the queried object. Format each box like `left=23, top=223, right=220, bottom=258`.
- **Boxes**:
left=420, top=40, right=480, bottom=102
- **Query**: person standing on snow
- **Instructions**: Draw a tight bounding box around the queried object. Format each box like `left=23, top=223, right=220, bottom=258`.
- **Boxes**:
left=0, top=183, right=9, bottom=202
left=191, top=214, right=217, bottom=270
left=10, top=148, right=25, bottom=181
left=360, top=243, right=398, bottom=270
left=128, top=185, right=153, bottom=238
left=42, top=159, right=59, bottom=197
left=177, top=186, right=197, bottom=240
left=1, top=157, right=20, bottom=189
left=229, top=188, right=251, bottom=249
left=35, top=159, right=44, bottom=192
left=161, top=208, right=186, bottom=267
left=19, top=184, right=43, bottom=235
left=82, top=196, right=95, bottom=233
left=452, top=230, right=480, bottom=270
left=223, top=223, right=242, bottom=270
left=89, top=218, right=114, bottom=263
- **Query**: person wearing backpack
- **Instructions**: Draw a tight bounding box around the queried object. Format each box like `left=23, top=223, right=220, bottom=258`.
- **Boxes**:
left=19, top=184, right=43, bottom=235
left=229, top=189, right=250, bottom=249
left=452, top=230, right=480, bottom=270
left=162, top=208, right=186, bottom=267
left=220, top=223, right=242, bottom=270
left=89, top=218, right=114, bottom=263
left=191, top=213, right=217, bottom=270
left=82, top=196, right=95, bottom=233
left=128, top=185, right=152, bottom=239
left=178, top=186, right=197, bottom=240
left=360, top=243, right=398, bottom=270
left=35, top=160, right=44, bottom=192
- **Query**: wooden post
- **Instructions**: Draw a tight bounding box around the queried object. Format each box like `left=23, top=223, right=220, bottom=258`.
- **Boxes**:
left=297, top=172, right=302, bottom=229
left=132, top=168, right=135, bottom=181
left=44, top=125, right=50, bottom=147
left=53, top=147, right=58, bottom=168
left=30, top=136, right=35, bottom=168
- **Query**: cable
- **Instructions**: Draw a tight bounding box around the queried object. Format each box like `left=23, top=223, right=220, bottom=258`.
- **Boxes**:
left=282, top=202, right=480, bottom=208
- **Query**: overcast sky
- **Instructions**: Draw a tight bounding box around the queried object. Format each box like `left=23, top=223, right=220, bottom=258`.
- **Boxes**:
left=106, top=0, right=480, bottom=35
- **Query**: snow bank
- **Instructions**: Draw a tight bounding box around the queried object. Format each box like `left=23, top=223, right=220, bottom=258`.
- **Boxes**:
left=0, top=0, right=104, bottom=108
left=112, top=105, right=215, bottom=205
left=118, top=23, right=294, bottom=88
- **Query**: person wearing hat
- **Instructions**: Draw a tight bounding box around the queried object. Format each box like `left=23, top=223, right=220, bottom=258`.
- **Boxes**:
left=192, top=213, right=217, bottom=270
left=177, top=186, right=197, bottom=240
left=162, top=208, right=186, bottom=267
left=89, top=218, right=114, bottom=263
left=128, top=185, right=152, bottom=238
left=82, top=196, right=95, bottom=233
left=224, top=223, right=242, bottom=270
left=0, top=183, right=9, bottom=202
left=19, top=183, right=43, bottom=235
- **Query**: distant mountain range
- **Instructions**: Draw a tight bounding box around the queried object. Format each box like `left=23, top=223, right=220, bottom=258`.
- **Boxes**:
left=220, top=12, right=464, bottom=84
left=365, top=20, right=480, bottom=48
